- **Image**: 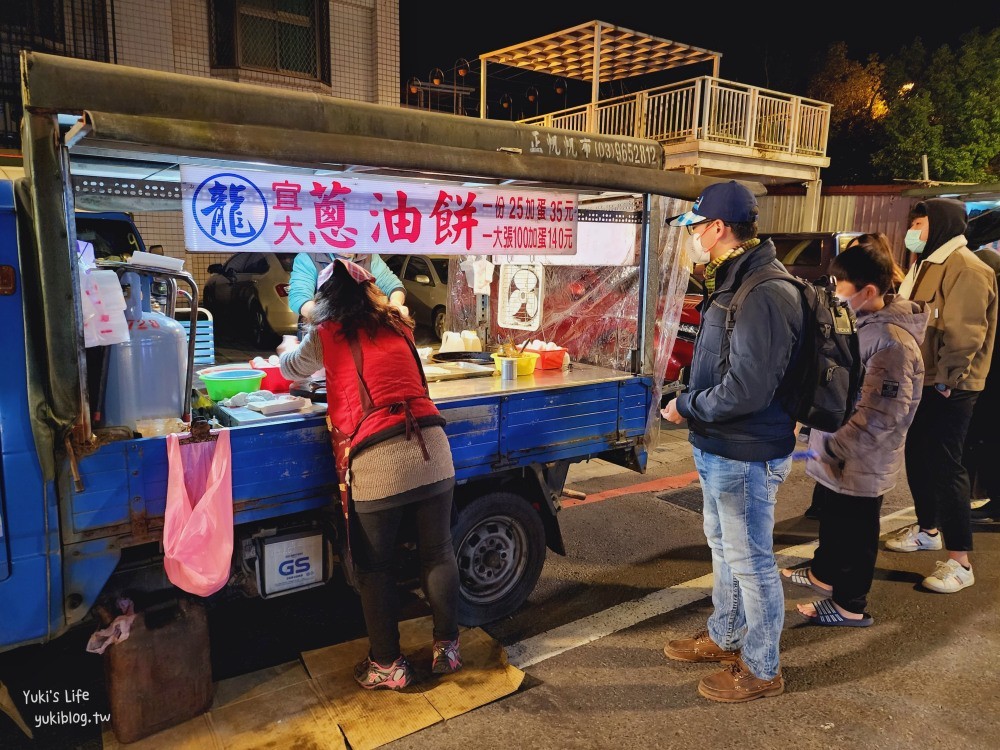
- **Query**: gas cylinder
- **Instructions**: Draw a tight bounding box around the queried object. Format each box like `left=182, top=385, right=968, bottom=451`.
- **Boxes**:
left=104, top=271, right=188, bottom=431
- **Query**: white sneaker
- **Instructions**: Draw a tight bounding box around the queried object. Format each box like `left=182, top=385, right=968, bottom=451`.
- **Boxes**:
left=922, top=559, right=975, bottom=593
left=884, top=524, right=943, bottom=552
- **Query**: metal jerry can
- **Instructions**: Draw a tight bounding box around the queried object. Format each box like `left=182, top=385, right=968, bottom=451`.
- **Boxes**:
left=103, top=598, right=214, bottom=744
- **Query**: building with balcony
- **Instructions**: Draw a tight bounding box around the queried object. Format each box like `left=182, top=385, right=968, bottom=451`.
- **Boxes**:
left=477, top=20, right=831, bottom=231
left=0, top=0, right=400, bottom=285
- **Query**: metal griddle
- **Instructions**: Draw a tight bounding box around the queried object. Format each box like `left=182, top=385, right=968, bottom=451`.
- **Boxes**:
left=289, top=353, right=497, bottom=403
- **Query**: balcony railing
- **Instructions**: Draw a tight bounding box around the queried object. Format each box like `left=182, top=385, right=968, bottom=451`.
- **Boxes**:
left=519, top=76, right=831, bottom=159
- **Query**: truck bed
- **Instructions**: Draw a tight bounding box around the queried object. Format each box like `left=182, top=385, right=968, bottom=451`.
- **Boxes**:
left=62, top=364, right=651, bottom=544
left=54, top=365, right=650, bottom=628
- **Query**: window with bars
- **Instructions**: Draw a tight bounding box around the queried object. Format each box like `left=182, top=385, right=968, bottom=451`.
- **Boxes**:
left=0, top=0, right=111, bottom=149
left=209, top=0, right=330, bottom=85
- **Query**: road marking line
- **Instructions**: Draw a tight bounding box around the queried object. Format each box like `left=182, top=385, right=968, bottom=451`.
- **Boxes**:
left=561, top=470, right=700, bottom=507
left=506, top=505, right=921, bottom=669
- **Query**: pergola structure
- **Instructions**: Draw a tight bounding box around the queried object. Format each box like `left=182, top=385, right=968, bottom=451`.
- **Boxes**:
left=478, top=20, right=721, bottom=119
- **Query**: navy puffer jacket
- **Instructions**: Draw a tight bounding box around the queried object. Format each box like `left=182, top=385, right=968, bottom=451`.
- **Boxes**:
left=675, top=239, right=804, bottom=461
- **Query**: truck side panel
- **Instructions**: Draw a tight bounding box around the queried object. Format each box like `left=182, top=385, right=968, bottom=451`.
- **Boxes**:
left=63, top=378, right=654, bottom=539
left=46, top=375, right=652, bottom=645
left=0, top=183, right=64, bottom=649
left=62, top=420, right=338, bottom=541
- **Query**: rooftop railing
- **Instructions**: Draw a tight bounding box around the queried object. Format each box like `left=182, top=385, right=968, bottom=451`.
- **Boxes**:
left=519, top=76, right=831, bottom=159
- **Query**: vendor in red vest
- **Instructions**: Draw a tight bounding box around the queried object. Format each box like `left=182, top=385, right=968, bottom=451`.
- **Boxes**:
left=278, top=257, right=461, bottom=690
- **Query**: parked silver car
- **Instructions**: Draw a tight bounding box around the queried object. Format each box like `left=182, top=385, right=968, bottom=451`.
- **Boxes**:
left=384, top=254, right=450, bottom=340
left=202, top=252, right=298, bottom=349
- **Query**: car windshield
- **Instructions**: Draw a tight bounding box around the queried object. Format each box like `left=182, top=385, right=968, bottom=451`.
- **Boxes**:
left=772, top=237, right=822, bottom=266
left=431, top=258, right=449, bottom=283
left=76, top=216, right=145, bottom=259
left=384, top=254, right=406, bottom=275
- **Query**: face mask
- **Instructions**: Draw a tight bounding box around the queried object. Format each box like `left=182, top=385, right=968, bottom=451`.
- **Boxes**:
left=905, top=228, right=927, bottom=254
left=836, top=289, right=864, bottom=311
left=688, top=224, right=715, bottom=265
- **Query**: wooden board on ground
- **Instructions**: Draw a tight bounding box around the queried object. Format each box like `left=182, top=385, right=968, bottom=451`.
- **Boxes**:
left=103, top=616, right=524, bottom=750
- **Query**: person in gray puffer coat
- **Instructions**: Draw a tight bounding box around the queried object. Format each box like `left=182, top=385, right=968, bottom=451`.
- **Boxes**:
left=781, top=240, right=929, bottom=626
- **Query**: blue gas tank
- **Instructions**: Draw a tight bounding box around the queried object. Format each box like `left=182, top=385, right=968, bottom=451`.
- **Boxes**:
left=104, top=272, right=188, bottom=430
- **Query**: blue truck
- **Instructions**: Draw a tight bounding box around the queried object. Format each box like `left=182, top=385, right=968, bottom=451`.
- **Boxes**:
left=0, top=52, right=727, bottom=665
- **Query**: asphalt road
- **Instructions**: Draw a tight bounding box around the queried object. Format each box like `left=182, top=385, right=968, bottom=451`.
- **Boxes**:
left=2, top=413, right=998, bottom=748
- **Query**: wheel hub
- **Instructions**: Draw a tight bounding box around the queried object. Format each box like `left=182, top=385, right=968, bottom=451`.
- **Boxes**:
left=457, top=516, right=527, bottom=603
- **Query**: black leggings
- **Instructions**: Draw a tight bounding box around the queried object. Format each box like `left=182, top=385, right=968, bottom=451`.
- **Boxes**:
left=353, top=489, right=460, bottom=664
left=809, top=483, right=883, bottom=615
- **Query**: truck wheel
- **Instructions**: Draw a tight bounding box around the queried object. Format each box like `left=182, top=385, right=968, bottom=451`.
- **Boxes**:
left=452, top=492, right=546, bottom=626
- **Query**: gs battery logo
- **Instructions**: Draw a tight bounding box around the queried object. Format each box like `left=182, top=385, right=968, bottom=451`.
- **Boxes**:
left=278, top=556, right=311, bottom=576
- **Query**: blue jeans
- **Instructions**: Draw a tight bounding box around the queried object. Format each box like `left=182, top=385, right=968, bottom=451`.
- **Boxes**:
left=694, top=446, right=791, bottom=680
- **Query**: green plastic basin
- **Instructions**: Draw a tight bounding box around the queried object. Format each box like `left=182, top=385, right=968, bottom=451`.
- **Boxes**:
left=200, top=369, right=265, bottom=401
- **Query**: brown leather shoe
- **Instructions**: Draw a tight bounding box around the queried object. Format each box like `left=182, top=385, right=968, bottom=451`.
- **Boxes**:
left=698, top=657, right=784, bottom=703
left=663, top=629, right=740, bottom=663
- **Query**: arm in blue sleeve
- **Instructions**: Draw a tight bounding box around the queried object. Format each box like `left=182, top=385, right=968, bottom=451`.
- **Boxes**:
left=676, top=282, right=801, bottom=423
left=369, top=254, right=405, bottom=298
left=287, top=253, right=319, bottom=316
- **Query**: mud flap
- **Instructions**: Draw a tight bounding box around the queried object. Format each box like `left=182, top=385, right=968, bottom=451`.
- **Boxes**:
left=527, top=461, right=568, bottom=556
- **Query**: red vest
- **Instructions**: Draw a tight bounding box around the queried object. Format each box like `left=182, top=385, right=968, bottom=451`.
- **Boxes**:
left=316, top=321, right=443, bottom=454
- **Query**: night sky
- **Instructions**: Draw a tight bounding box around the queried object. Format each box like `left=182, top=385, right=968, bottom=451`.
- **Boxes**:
left=399, top=4, right=1000, bottom=117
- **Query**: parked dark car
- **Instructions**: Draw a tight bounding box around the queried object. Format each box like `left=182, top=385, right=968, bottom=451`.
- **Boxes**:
left=383, top=254, right=450, bottom=340
left=202, top=252, right=298, bottom=349
left=762, top=231, right=862, bottom=281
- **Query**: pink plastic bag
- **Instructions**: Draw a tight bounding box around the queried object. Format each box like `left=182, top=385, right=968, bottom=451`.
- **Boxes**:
left=163, top=428, right=234, bottom=597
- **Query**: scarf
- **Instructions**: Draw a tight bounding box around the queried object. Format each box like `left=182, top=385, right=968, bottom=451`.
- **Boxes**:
left=704, top=238, right=761, bottom=294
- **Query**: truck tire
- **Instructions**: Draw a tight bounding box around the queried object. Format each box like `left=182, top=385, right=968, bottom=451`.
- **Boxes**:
left=452, top=491, right=546, bottom=626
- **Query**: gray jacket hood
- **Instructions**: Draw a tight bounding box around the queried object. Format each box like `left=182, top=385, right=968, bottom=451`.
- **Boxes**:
left=857, top=296, right=929, bottom=347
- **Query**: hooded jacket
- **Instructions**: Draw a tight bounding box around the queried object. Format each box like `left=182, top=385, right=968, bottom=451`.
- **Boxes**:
left=898, top=198, right=998, bottom=391
left=675, top=239, right=804, bottom=461
left=807, top=296, right=928, bottom=497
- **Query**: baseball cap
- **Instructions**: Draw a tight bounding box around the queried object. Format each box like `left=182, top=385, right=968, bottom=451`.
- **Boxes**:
left=317, top=257, right=376, bottom=290
left=667, top=180, right=759, bottom=227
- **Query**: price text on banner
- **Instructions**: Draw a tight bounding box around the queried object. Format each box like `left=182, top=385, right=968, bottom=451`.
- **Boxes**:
left=181, top=166, right=578, bottom=255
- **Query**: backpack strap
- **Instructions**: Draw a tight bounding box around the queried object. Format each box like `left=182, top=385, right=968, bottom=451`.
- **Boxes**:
left=725, top=266, right=802, bottom=334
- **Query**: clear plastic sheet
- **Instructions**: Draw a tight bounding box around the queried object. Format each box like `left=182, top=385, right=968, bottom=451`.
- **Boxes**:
left=446, top=196, right=691, bottom=451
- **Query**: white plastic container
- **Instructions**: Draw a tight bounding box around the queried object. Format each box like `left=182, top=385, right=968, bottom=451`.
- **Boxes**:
left=246, top=396, right=308, bottom=415
left=461, top=330, right=483, bottom=351
left=127, top=251, right=185, bottom=272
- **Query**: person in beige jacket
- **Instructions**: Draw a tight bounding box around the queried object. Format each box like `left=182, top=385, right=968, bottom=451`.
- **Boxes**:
left=885, top=198, right=998, bottom=594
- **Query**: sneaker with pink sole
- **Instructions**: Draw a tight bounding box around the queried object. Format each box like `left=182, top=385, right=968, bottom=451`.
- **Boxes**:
left=353, top=654, right=414, bottom=690
left=431, top=637, right=463, bottom=674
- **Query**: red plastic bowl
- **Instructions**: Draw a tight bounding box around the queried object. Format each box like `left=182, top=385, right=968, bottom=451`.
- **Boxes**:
left=249, top=362, right=292, bottom=393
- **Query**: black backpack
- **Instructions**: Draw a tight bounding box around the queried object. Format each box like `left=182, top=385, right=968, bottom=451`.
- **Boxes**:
left=726, top=267, right=863, bottom=433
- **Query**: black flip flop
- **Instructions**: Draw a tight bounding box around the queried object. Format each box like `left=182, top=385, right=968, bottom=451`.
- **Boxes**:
left=801, top=598, right=873, bottom=627
left=781, top=566, right=833, bottom=597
